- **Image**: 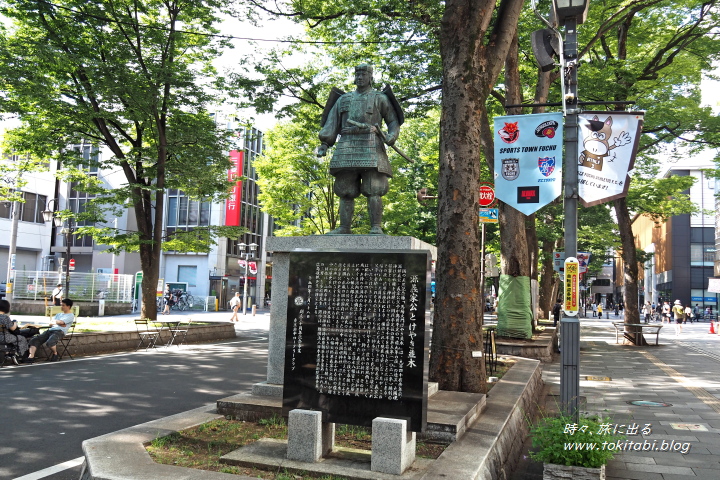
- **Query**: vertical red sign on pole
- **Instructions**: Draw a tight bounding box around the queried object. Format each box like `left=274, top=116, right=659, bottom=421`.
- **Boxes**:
left=225, top=151, right=244, bottom=226
left=69, top=259, right=76, bottom=271
left=563, top=257, right=579, bottom=316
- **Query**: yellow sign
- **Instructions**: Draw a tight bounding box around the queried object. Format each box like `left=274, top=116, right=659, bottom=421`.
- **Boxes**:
left=564, top=257, right=579, bottom=316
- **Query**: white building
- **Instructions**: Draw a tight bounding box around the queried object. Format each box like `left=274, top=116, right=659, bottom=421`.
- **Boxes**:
left=0, top=159, right=55, bottom=282
left=1, top=128, right=271, bottom=310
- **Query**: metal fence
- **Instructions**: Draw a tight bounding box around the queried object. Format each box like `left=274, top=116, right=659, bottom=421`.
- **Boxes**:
left=12, top=270, right=134, bottom=303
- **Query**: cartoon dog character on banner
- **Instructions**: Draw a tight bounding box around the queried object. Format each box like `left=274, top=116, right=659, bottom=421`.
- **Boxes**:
left=578, top=115, right=631, bottom=171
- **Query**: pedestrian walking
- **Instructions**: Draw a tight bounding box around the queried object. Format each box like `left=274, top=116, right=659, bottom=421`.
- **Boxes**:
left=229, top=292, right=242, bottom=322
left=642, top=302, right=651, bottom=323
left=162, top=285, right=172, bottom=315
left=50, top=283, right=63, bottom=306
left=672, top=300, right=684, bottom=336
left=662, top=301, right=671, bottom=324
left=552, top=301, right=561, bottom=327
left=592, top=302, right=597, bottom=317
left=684, top=305, right=693, bottom=323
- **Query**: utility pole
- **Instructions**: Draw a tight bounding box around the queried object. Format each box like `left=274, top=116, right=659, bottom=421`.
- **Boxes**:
left=5, top=200, right=19, bottom=296
left=63, top=220, right=74, bottom=294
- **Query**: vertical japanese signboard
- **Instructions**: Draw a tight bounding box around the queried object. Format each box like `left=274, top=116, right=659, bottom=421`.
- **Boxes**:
left=283, top=250, right=431, bottom=432
left=225, top=150, right=244, bottom=226
left=493, top=112, right=564, bottom=215
left=564, top=257, right=579, bottom=316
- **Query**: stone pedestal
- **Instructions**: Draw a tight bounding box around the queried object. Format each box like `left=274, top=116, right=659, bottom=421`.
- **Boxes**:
left=286, top=409, right=334, bottom=463
left=371, top=417, right=416, bottom=475
left=251, top=235, right=436, bottom=397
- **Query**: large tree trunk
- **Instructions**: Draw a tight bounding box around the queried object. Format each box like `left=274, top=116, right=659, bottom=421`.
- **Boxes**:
left=612, top=13, right=646, bottom=345
left=140, top=246, right=160, bottom=321
left=136, top=183, right=163, bottom=321
left=527, top=213, right=538, bottom=328
left=615, top=197, right=646, bottom=345
left=431, top=38, right=485, bottom=394
left=430, top=0, right=523, bottom=392
left=538, top=235, right=558, bottom=320
left=494, top=32, right=534, bottom=339
left=133, top=138, right=166, bottom=321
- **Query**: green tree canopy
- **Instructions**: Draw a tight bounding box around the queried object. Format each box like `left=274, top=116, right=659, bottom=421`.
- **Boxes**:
left=0, top=0, right=244, bottom=318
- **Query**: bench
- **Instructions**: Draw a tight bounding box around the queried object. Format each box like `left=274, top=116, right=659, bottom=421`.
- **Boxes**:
left=612, top=322, right=663, bottom=346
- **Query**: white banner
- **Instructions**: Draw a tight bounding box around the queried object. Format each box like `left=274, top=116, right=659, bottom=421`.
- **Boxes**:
left=709, top=278, right=720, bottom=293
left=577, top=111, right=644, bottom=207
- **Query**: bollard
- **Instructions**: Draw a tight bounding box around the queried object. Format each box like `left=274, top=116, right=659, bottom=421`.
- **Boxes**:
left=252, top=304, right=257, bottom=316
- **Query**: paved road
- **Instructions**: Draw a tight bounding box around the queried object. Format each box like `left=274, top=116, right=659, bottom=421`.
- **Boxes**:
left=0, top=321, right=270, bottom=480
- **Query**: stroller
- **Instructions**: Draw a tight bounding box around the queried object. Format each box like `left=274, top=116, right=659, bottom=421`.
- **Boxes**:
left=0, top=324, right=21, bottom=366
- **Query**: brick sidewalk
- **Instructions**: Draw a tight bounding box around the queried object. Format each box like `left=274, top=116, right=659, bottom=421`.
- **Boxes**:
left=528, top=318, right=720, bottom=479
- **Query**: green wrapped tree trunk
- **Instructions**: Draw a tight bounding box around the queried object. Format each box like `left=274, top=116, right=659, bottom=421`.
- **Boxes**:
left=497, top=275, right=533, bottom=339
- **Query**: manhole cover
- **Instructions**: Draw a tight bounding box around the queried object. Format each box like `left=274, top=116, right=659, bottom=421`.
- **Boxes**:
left=627, top=400, right=673, bottom=407
left=669, top=423, right=708, bottom=431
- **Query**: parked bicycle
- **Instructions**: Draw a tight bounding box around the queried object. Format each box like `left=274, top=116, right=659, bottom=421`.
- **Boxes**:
left=155, top=290, right=194, bottom=312
left=179, top=292, right=194, bottom=308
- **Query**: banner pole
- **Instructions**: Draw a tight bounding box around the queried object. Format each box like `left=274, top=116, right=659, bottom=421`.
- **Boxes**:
left=560, top=15, right=581, bottom=422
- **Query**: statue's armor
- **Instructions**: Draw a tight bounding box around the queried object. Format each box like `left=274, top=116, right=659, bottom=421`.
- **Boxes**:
left=319, top=89, right=399, bottom=177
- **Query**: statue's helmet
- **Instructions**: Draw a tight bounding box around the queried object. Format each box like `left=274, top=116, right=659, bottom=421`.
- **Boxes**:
left=355, top=63, right=374, bottom=76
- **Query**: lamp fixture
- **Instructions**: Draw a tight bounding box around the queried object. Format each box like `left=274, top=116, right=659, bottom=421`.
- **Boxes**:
left=552, top=0, right=590, bottom=25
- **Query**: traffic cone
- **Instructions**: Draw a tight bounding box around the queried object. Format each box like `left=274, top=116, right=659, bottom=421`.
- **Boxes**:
left=710, top=321, right=716, bottom=334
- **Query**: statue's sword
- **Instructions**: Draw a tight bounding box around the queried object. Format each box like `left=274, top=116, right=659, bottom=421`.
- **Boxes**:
left=347, top=119, right=415, bottom=164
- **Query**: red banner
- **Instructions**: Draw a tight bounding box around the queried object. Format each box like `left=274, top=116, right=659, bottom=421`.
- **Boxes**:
left=225, top=151, right=244, bottom=226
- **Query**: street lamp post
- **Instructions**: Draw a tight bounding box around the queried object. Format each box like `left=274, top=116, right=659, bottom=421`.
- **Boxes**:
left=238, top=242, right=258, bottom=315
left=42, top=201, right=75, bottom=294
left=532, top=0, right=590, bottom=421
left=555, top=0, right=589, bottom=422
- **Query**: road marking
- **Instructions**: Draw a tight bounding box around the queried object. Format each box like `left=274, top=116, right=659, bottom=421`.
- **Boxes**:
left=13, top=456, right=84, bottom=480
left=639, top=350, right=720, bottom=414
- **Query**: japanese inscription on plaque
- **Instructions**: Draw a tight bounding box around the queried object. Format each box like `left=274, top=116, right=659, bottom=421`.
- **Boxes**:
left=283, top=250, right=430, bottom=432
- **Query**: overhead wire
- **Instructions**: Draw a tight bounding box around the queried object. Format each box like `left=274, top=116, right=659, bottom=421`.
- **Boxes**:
left=23, top=0, right=429, bottom=45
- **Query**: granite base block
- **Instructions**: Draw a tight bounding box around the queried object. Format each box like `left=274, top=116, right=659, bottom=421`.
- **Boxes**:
left=250, top=381, right=283, bottom=397
left=216, top=393, right=282, bottom=422
left=371, top=417, right=416, bottom=475
left=221, top=438, right=434, bottom=480
left=287, top=409, right=334, bottom=463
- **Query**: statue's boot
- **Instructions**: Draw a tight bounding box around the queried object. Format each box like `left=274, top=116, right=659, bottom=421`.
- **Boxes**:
left=368, top=195, right=385, bottom=235
left=327, top=198, right=353, bottom=235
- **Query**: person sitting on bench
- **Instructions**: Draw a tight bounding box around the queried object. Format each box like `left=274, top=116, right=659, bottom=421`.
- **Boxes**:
left=0, top=299, right=28, bottom=363
left=25, top=298, right=75, bottom=363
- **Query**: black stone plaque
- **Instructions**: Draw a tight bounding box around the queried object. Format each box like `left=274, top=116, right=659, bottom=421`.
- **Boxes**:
left=282, top=250, right=431, bottom=432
